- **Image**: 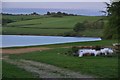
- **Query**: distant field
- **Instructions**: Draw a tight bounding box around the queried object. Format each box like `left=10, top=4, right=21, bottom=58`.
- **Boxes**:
left=2, top=27, right=72, bottom=35
left=6, top=16, right=101, bottom=29
left=3, top=15, right=48, bottom=22
left=2, top=15, right=103, bottom=37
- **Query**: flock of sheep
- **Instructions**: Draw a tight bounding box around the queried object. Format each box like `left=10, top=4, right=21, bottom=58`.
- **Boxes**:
left=78, top=48, right=114, bottom=57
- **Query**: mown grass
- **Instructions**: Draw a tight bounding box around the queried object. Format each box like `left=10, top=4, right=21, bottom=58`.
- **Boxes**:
left=9, top=48, right=118, bottom=78
left=2, top=61, right=35, bottom=78
left=2, top=27, right=72, bottom=36
left=2, top=15, right=103, bottom=37
left=7, top=40, right=118, bottom=78
left=6, top=16, right=101, bottom=29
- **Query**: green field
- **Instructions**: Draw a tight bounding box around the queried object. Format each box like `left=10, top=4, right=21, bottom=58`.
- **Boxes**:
left=2, top=40, right=118, bottom=78
left=6, top=16, right=101, bottom=28
left=3, top=27, right=72, bottom=36
left=3, top=15, right=48, bottom=22
left=2, top=61, right=34, bottom=78
left=2, top=15, right=103, bottom=37
left=9, top=48, right=118, bottom=78
left=2, top=14, right=118, bottom=78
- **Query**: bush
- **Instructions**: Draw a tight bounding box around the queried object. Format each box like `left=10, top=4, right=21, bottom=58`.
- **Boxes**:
left=72, top=46, right=79, bottom=56
left=73, top=22, right=85, bottom=32
left=94, top=46, right=101, bottom=50
left=64, top=46, right=79, bottom=56
left=63, top=31, right=78, bottom=37
left=51, top=14, right=63, bottom=17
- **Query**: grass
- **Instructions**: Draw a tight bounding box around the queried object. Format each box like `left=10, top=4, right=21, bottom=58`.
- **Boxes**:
left=2, top=27, right=72, bottom=35
left=2, top=15, right=48, bottom=22
left=9, top=48, right=118, bottom=78
left=2, top=61, right=35, bottom=78
left=2, top=15, right=103, bottom=37
left=6, top=16, right=101, bottom=29
left=5, top=40, right=118, bottom=78
left=81, top=29, right=103, bottom=37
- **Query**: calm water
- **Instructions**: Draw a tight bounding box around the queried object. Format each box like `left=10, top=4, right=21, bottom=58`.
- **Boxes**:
left=2, top=8, right=103, bottom=16
left=1, top=35, right=101, bottom=48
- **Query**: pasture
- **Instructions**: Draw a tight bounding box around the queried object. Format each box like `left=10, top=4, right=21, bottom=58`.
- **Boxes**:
left=8, top=48, right=118, bottom=78
left=2, top=61, right=34, bottom=78
left=2, top=15, right=103, bottom=37
left=2, top=40, right=118, bottom=78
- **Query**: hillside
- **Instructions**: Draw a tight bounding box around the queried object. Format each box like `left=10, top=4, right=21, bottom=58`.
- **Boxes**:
left=2, top=15, right=103, bottom=37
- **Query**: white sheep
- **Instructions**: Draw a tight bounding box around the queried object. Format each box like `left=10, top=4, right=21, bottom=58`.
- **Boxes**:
left=78, top=49, right=96, bottom=57
left=78, top=48, right=113, bottom=57
left=100, top=48, right=113, bottom=55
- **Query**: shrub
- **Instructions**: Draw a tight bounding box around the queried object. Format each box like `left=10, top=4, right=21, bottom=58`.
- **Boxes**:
left=73, top=22, right=85, bottom=32
left=64, top=46, right=79, bottom=56
left=94, top=46, right=101, bottom=50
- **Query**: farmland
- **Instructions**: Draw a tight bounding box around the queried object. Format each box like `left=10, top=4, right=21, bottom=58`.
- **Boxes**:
left=2, top=40, right=118, bottom=78
left=2, top=15, right=103, bottom=37
left=2, top=14, right=118, bottom=79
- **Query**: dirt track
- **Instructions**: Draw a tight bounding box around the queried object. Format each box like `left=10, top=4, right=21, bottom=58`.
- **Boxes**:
left=2, top=46, right=96, bottom=78
left=3, top=57, right=95, bottom=78
left=1, top=47, right=51, bottom=54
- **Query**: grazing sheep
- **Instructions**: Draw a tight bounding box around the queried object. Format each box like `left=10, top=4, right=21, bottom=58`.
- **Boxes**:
left=100, top=48, right=113, bottom=55
left=78, top=49, right=96, bottom=57
left=78, top=48, right=113, bottom=57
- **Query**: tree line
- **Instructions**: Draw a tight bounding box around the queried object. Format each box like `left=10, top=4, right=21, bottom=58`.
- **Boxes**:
left=64, top=19, right=104, bottom=37
left=103, top=1, right=120, bottom=39
left=46, top=11, right=77, bottom=17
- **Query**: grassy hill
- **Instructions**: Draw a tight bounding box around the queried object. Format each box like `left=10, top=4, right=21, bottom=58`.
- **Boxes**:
left=2, top=15, right=103, bottom=37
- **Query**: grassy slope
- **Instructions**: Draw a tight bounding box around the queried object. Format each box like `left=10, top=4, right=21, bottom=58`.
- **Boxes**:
left=2, top=15, right=103, bottom=37
left=2, top=61, right=34, bottom=78
left=7, top=16, right=101, bottom=29
left=9, top=48, right=118, bottom=78
left=3, top=15, right=48, bottom=22
left=3, top=27, right=72, bottom=35
left=8, top=40, right=118, bottom=78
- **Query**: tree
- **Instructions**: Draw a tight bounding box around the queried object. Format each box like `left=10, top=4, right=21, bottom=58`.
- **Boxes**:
left=57, top=11, right=62, bottom=15
left=73, top=22, right=85, bottom=32
left=47, top=11, right=51, bottom=15
left=31, top=12, right=39, bottom=15
left=104, top=1, right=120, bottom=39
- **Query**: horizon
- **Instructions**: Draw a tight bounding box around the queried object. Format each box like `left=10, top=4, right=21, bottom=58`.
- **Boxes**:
left=2, top=2, right=107, bottom=16
left=3, top=2, right=106, bottom=9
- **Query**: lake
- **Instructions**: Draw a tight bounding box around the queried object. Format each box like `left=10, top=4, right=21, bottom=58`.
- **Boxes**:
left=1, top=35, right=101, bottom=48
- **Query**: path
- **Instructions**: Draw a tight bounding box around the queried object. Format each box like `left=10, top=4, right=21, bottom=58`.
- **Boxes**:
left=1, top=47, right=51, bottom=54
left=3, top=57, right=95, bottom=78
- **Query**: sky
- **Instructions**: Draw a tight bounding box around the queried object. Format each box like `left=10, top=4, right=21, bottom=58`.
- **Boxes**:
left=2, top=2, right=108, bottom=16
left=2, top=2, right=107, bottom=10
left=2, top=0, right=111, bottom=2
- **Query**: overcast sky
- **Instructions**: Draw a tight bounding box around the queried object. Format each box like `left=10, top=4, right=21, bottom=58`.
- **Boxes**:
left=2, top=2, right=107, bottom=10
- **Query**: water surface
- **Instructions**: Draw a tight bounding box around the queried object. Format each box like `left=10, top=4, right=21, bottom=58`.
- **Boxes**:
left=1, top=35, right=101, bottom=47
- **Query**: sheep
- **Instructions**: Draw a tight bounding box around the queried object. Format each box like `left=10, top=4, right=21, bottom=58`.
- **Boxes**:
left=78, top=49, right=96, bottom=57
left=78, top=48, right=113, bottom=57
left=100, top=48, right=113, bottom=55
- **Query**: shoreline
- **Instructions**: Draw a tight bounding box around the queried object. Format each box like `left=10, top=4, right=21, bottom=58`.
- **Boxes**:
left=1, top=35, right=101, bottom=48
left=1, top=39, right=117, bottom=50
left=1, top=34, right=102, bottom=38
